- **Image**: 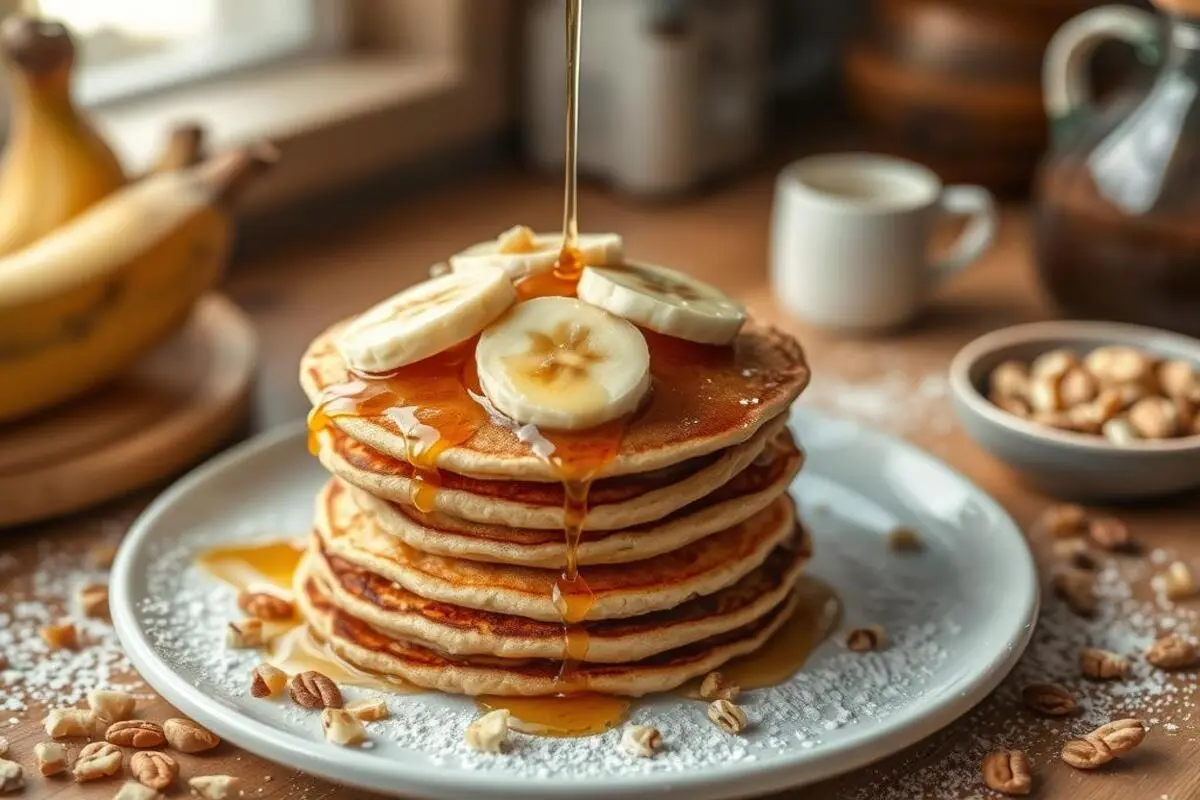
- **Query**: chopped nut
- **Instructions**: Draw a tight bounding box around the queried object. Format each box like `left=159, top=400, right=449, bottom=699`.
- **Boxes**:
left=1102, top=416, right=1139, bottom=445
left=1145, top=633, right=1199, bottom=669
left=1164, top=561, right=1197, bottom=600
left=34, top=741, right=69, bottom=776
left=45, top=707, right=104, bottom=738
left=129, top=751, right=177, bottom=791
left=88, top=543, right=119, bottom=569
left=1028, top=374, right=1063, bottom=413
left=1021, top=682, right=1076, bottom=716
left=250, top=664, right=287, bottom=698
left=114, top=780, right=162, bottom=800
left=990, top=360, right=1030, bottom=399
left=77, top=583, right=110, bottom=619
left=345, top=699, right=389, bottom=722
left=1158, top=359, right=1197, bottom=398
left=1035, top=504, right=1087, bottom=538
left=1128, top=396, right=1179, bottom=439
left=465, top=709, right=510, bottom=753
left=845, top=625, right=885, bottom=652
left=981, top=748, right=1032, bottom=796
left=237, top=584, right=295, bottom=621
left=1088, top=516, right=1136, bottom=552
left=699, top=671, right=740, bottom=702
left=1064, top=402, right=1104, bottom=434
left=289, top=670, right=343, bottom=709
left=106, top=720, right=166, bottom=749
left=40, top=621, right=78, bottom=650
left=1089, top=388, right=1126, bottom=421
left=1052, top=539, right=1099, bottom=571
left=707, top=698, right=749, bottom=735
left=1088, top=718, right=1147, bottom=755
left=887, top=526, right=923, bottom=552
left=0, top=759, right=22, bottom=793
left=618, top=725, right=661, bottom=758
left=187, top=775, right=240, bottom=799
left=321, top=708, right=367, bottom=747
left=88, top=689, right=136, bottom=723
left=225, top=618, right=264, bottom=649
left=1052, top=569, right=1097, bottom=617
left=1084, top=345, right=1153, bottom=386
left=162, top=718, right=220, bottom=753
left=1080, top=647, right=1129, bottom=680
left=496, top=224, right=538, bottom=254
left=73, top=741, right=122, bottom=782
left=1032, top=349, right=1077, bottom=380
left=1061, top=737, right=1113, bottom=770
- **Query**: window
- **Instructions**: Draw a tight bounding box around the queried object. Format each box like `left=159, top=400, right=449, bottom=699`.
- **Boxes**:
left=31, top=0, right=345, bottom=105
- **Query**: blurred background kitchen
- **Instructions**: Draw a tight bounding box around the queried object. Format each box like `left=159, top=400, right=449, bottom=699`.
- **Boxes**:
left=2, top=0, right=1197, bottom=525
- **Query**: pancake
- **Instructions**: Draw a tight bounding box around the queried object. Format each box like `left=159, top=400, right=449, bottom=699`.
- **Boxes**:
left=305, top=523, right=808, bottom=662
left=350, top=429, right=803, bottom=567
left=313, top=478, right=796, bottom=622
left=301, top=322, right=809, bottom=480
left=297, top=559, right=801, bottom=697
left=321, top=414, right=789, bottom=531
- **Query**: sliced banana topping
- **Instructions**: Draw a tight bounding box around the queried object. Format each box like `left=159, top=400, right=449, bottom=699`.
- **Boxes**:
left=450, top=226, right=624, bottom=280
left=336, top=267, right=516, bottom=374
left=476, top=297, right=650, bottom=430
left=577, top=262, right=746, bottom=345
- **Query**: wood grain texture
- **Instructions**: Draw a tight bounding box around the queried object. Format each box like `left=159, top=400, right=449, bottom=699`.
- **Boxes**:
left=2, top=164, right=1198, bottom=799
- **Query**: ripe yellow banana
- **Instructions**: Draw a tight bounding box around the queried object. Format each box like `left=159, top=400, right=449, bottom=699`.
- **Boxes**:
left=0, top=17, right=127, bottom=257
left=0, top=143, right=277, bottom=422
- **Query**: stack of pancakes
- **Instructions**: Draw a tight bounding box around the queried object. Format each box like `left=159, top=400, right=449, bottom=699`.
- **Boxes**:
left=296, top=323, right=812, bottom=697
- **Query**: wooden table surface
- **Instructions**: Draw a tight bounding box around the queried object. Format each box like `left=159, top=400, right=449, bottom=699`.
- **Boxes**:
left=3, top=162, right=1199, bottom=800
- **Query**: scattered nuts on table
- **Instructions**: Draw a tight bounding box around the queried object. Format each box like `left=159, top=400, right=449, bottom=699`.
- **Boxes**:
left=981, top=748, right=1032, bottom=796
left=1021, top=683, right=1077, bottom=716
left=985, top=345, right=1200, bottom=442
left=34, top=741, right=68, bottom=776
left=1052, top=569, right=1097, bottom=617
left=88, top=689, right=136, bottom=723
left=187, top=775, right=240, bottom=800
left=162, top=718, right=220, bottom=753
left=1145, top=634, right=1200, bottom=670
left=129, top=751, right=178, bottom=791
left=1080, top=647, right=1130, bottom=680
left=73, top=741, right=123, bottom=782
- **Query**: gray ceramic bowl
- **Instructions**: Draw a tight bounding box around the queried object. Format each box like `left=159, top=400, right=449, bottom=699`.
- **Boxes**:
left=949, top=321, right=1200, bottom=501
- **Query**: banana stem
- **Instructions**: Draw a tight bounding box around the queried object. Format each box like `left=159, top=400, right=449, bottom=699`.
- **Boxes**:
left=198, top=141, right=280, bottom=207
left=154, top=123, right=207, bottom=174
left=0, top=16, right=73, bottom=76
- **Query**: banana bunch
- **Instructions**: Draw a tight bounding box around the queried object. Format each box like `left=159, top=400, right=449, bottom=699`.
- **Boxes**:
left=337, top=228, right=747, bottom=431
left=0, top=16, right=275, bottom=423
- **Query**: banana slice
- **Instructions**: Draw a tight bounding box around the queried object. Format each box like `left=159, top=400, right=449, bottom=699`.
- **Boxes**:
left=476, top=297, right=650, bottom=430
left=336, top=267, right=516, bottom=373
left=449, top=226, right=624, bottom=280
left=577, top=262, right=746, bottom=345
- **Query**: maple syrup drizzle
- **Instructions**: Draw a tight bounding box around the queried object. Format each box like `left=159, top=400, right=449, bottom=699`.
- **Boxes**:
left=475, top=694, right=630, bottom=738
left=197, top=539, right=305, bottom=591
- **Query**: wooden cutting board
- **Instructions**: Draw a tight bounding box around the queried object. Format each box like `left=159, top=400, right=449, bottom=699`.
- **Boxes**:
left=0, top=294, right=257, bottom=527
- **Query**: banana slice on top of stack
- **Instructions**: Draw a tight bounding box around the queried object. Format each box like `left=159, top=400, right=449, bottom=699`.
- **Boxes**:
left=335, top=228, right=747, bottom=430
left=449, top=225, right=624, bottom=279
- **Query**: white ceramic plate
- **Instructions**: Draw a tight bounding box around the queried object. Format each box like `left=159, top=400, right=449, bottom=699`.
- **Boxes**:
left=111, top=409, right=1039, bottom=800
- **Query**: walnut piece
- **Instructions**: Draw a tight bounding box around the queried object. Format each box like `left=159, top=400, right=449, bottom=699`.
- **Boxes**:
left=1145, top=634, right=1200, bottom=669
left=981, top=748, right=1032, bottom=796
left=77, top=583, right=110, bottom=619
left=237, top=584, right=295, bottom=621
left=0, top=759, right=22, bottom=793
left=345, top=699, right=389, bottom=722
left=618, top=725, right=661, bottom=758
left=44, top=707, right=104, bottom=738
left=321, top=708, right=367, bottom=747
left=707, top=698, right=749, bottom=735
left=250, top=663, right=288, bottom=698
left=698, top=671, right=740, bottom=702
left=187, top=775, right=240, bottom=800
left=88, top=689, right=136, bottom=723
left=130, top=751, right=178, bottom=791
left=224, top=619, right=264, bottom=649
left=464, top=709, right=510, bottom=754
left=289, top=670, right=343, bottom=709
left=1080, top=647, right=1129, bottom=680
left=1061, top=737, right=1112, bottom=770
left=1021, top=683, right=1076, bottom=717
left=34, top=741, right=69, bottom=776
left=106, top=720, right=166, bottom=749
left=1052, top=569, right=1096, bottom=617
left=73, top=741, right=123, bottom=782
left=162, top=718, right=220, bottom=753
left=845, top=625, right=885, bottom=652
left=1089, top=718, right=1147, bottom=756
left=1035, top=504, right=1087, bottom=539
left=40, top=621, right=78, bottom=650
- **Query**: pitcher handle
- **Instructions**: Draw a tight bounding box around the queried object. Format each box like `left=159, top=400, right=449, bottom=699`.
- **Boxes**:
left=1044, top=5, right=1159, bottom=145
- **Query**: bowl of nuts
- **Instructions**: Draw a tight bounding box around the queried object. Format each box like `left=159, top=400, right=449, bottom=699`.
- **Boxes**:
left=949, top=321, right=1200, bottom=500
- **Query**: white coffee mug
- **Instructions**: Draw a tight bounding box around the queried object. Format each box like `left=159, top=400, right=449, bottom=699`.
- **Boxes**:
left=770, top=153, right=998, bottom=331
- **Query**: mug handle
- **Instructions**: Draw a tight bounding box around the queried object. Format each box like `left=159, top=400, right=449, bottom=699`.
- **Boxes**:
left=1042, top=5, right=1159, bottom=146
left=929, top=185, right=998, bottom=284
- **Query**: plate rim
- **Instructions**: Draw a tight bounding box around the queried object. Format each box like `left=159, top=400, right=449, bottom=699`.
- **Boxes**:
left=111, top=410, right=1040, bottom=800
